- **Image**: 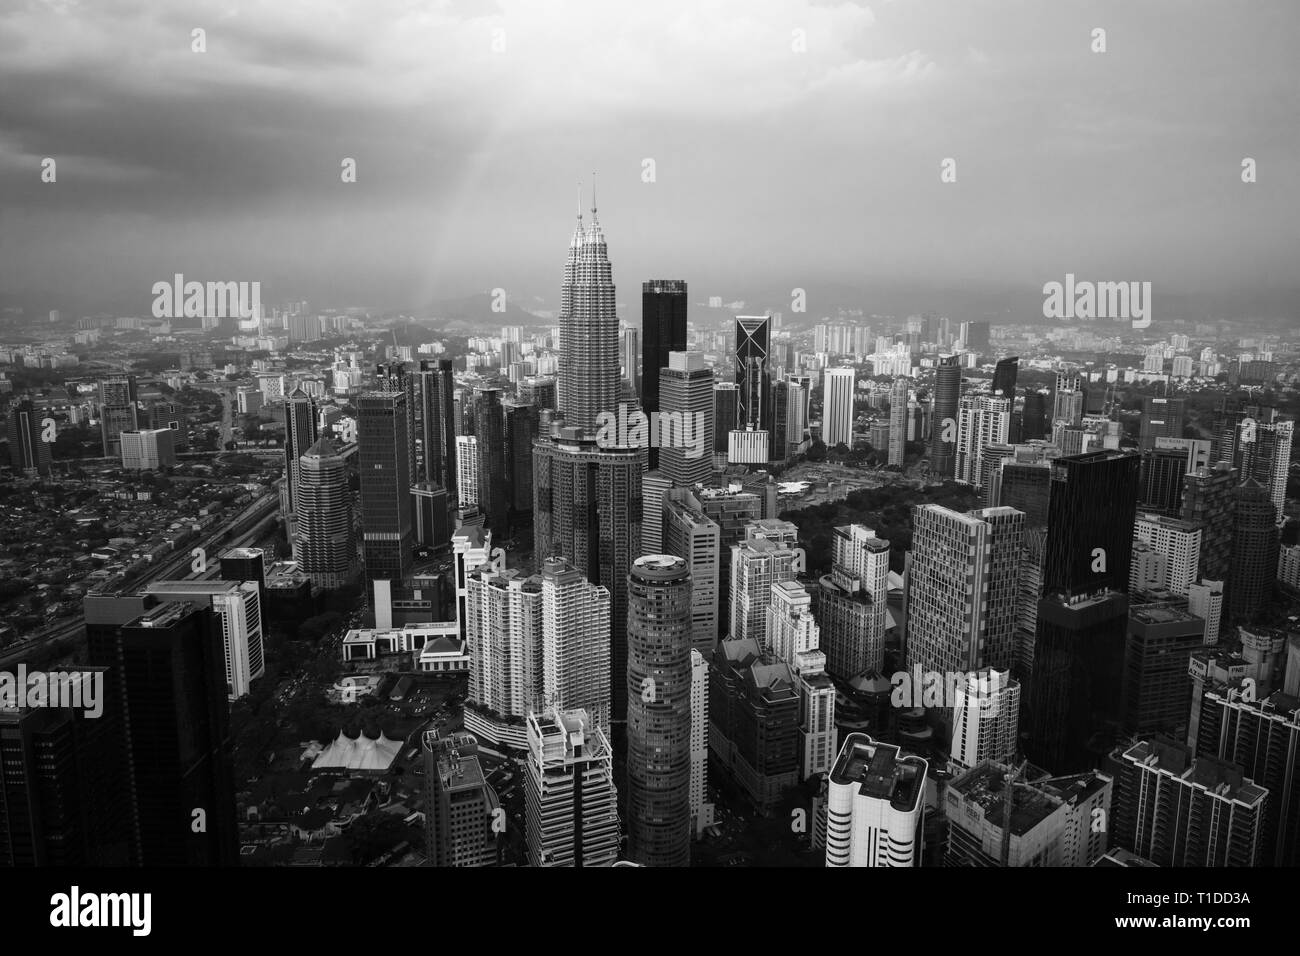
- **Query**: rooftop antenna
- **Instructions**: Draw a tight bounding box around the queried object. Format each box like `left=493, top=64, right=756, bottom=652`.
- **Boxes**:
left=577, top=181, right=583, bottom=220
left=591, top=170, right=597, bottom=216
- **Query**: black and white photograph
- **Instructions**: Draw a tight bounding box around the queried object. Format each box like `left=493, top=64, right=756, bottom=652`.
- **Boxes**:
left=0, top=0, right=1295, bottom=937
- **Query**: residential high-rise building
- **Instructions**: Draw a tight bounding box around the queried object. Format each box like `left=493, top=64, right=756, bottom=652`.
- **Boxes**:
left=929, top=355, right=961, bottom=478
left=730, top=538, right=798, bottom=652
left=1181, top=462, right=1237, bottom=590
left=906, top=506, right=1024, bottom=697
left=296, top=437, right=357, bottom=589
left=950, top=669, right=1021, bottom=771
left=735, top=315, right=772, bottom=435
left=1139, top=396, right=1185, bottom=450
left=689, top=648, right=714, bottom=835
left=557, top=193, right=620, bottom=433
left=1187, top=579, right=1224, bottom=643
left=658, top=351, right=713, bottom=487
left=824, top=734, right=927, bottom=867
left=455, top=435, right=479, bottom=506
left=6, top=398, right=52, bottom=476
left=423, top=730, right=499, bottom=867
left=1027, top=451, right=1140, bottom=772
left=283, top=386, right=318, bottom=514
left=1193, top=687, right=1300, bottom=865
left=525, top=708, right=620, bottom=867
left=822, top=367, right=856, bottom=448
left=533, top=426, right=642, bottom=720
left=955, top=395, right=1012, bottom=487
left=1228, top=479, right=1279, bottom=624
left=625, top=555, right=693, bottom=867
left=1051, top=372, right=1084, bottom=426
left=473, top=387, right=507, bottom=531
left=358, top=375, right=414, bottom=589
left=1108, top=737, right=1266, bottom=867
left=465, top=567, right=543, bottom=722
left=1132, top=513, right=1202, bottom=595
left=540, top=557, right=612, bottom=730
left=662, top=496, right=722, bottom=653
left=887, top=378, right=909, bottom=467
left=86, top=600, right=239, bottom=866
left=815, top=524, right=889, bottom=680
left=641, top=280, right=688, bottom=447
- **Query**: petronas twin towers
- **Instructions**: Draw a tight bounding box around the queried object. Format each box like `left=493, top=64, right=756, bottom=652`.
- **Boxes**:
left=558, top=187, right=620, bottom=433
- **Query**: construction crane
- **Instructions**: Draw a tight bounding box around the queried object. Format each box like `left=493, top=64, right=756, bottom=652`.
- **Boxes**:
left=999, top=759, right=1030, bottom=867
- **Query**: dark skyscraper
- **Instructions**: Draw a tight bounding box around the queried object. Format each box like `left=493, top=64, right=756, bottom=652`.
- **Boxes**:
left=642, top=279, right=688, bottom=468
left=713, top=383, right=738, bottom=452
left=1181, top=462, right=1237, bottom=590
left=533, top=426, right=642, bottom=720
left=6, top=398, right=52, bottom=476
left=376, top=361, right=417, bottom=489
left=625, top=554, right=693, bottom=867
left=1228, top=479, right=1278, bottom=624
left=929, top=355, right=961, bottom=478
left=283, top=386, right=318, bottom=514
left=473, top=387, right=507, bottom=532
left=358, top=374, right=414, bottom=588
left=1139, top=444, right=1191, bottom=517
left=419, top=359, right=459, bottom=497
left=87, top=600, right=239, bottom=866
left=503, top=399, right=539, bottom=525
left=0, top=668, right=129, bottom=866
left=1027, top=450, right=1140, bottom=773
left=734, top=315, right=771, bottom=433
left=98, top=375, right=138, bottom=458
left=991, top=356, right=1018, bottom=400
left=1022, top=389, right=1049, bottom=441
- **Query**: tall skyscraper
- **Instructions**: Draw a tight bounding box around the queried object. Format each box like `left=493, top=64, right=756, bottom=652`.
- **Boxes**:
left=929, top=355, right=961, bottom=477
left=456, top=435, right=479, bottom=506
left=658, top=350, right=713, bottom=487
left=533, top=427, right=642, bottom=720
left=525, top=708, right=620, bottom=867
left=86, top=601, right=239, bottom=866
left=283, top=386, right=318, bottom=514
left=663, top=496, right=722, bottom=654
left=142, top=580, right=266, bottom=700
left=6, top=398, right=52, bottom=476
left=558, top=192, right=620, bottom=433
left=625, top=555, right=693, bottom=867
left=375, top=361, right=417, bottom=486
left=465, top=567, right=542, bottom=723
left=1181, top=462, right=1237, bottom=589
left=822, top=367, right=856, bottom=448
left=0, top=668, right=129, bottom=866
left=1228, top=479, right=1279, bottom=624
left=98, top=375, right=138, bottom=458
left=473, top=387, right=507, bottom=532
left=1051, top=372, right=1085, bottom=426
left=888, top=378, right=908, bottom=467
left=642, top=280, right=688, bottom=434
left=713, top=383, right=739, bottom=453
left=296, top=437, right=357, bottom=589
left=358, top=372, right=414, bottom=589
left=1132, top=513, right=1201, bottom=595
left=784, top=374, right=812, bottom=458
left=500, top=400, right=537, bottom=523
left=991, top=356, right=1019, bottom=400
left=735, top=314, right=772, bottom=435
left=730, top=538, right=798, bottom=652
left=1027, top=451, right=1140, bottom=772
left=420, top=358, right=459, bottom=498
left=689, top=648, right=714, bottom=835
left=1121, top=600, right=1205, bottom=739
left=824, top=734, right=927, bottom=867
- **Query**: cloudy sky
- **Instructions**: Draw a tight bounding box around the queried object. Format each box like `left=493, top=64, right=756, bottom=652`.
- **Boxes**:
left=0, top=0, right=1296, bottom=323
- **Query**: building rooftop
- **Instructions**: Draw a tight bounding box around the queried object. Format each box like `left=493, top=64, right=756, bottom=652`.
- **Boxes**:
left=831, top=734, right=924, bottom=811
